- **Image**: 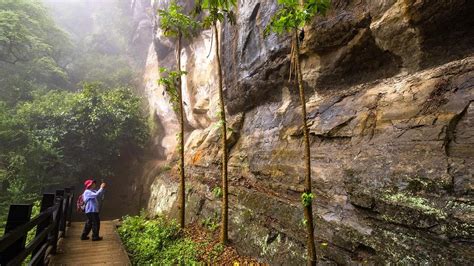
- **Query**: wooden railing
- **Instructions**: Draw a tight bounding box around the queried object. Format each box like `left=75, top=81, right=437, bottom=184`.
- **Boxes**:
left=0, top=187, right=75, bottom=266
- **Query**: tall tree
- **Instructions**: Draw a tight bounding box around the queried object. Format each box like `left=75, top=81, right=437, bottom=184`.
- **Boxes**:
left=194, top=0, right=236, bottom=244
left=0, top=0, right=68, bottom=64
left=0, top=0, right=71, bottom=100
left=158, top=0, right=197, bottom=229
left=266, top=0, right=330, bottom=265
left=1, top=84, right=149, bottom=228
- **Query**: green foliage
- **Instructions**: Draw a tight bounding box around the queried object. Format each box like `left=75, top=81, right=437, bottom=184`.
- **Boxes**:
left=0, top=0, right=140, bottom=102
left=158, top=67, right=187, bottom=113
left=118, top=214, right=201, bottom=265
left=212, top=120, right=224, bottom=129
left=194, top=0, right=237, bottom=27
left=265, top=0, right=330, bottom=36
left=158, top=1, right=199, bottom=38
left=301, top=192, right=314, bottom=207
left=0, top=0, right=70, bottom=65
left=208, top=243, right=224, bottom=262
left=21, top=200, right=41, bottom=264
left=161, top=164, right=172, bottom=172
left=0, top=0, right=147, bottom=238
left=0, top=0, right=141, bottom=108
left=16, top=84, right=149, bottom=179
left=69, top=54, right=138, bottom=88
left=212, top=186, right=223, bottom=198
left=301, top=218, right=308, bottom=226
left=0, top=0, right=71, bottom=103
left=0, top=84, right=149, bottom=227
left=0, top=101, right=61, bottom=204
left=201, top=212, right=220, bottom=232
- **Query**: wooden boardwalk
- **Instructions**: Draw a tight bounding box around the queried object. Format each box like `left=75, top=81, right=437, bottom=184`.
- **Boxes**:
left=50, top=221, right=130, bottom=265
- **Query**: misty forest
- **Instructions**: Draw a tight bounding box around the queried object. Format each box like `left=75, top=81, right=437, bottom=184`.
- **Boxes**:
left=0, top=0, right=473, bottom=265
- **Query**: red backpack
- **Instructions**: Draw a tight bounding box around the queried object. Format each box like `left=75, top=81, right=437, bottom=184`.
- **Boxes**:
left=76, top=193, right=86, bottom=212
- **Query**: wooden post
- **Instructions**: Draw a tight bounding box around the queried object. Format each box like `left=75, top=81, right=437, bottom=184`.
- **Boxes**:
left=55, top=190, right=65, bottom=198
left=56, top=190, right=67, bottom=234
left=31, top=194, right=55, bottom=264
left=66, top=186, right=75, bottom=226
left=63, top=188, right=71, bottom=234
left=0, top=204, right=32, bottom=265
left=50, top=190, right=64, bottom=254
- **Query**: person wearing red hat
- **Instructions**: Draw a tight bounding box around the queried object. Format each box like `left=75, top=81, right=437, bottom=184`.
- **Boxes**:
left=81, top=179, right=106, bottom=241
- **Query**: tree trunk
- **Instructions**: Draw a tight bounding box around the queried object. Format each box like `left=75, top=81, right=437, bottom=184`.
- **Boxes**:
left=294, top=28, right=317, bottom=265
left=177, top=32, right=185, bottom=229
left=214, top=23, right=229, bottom=244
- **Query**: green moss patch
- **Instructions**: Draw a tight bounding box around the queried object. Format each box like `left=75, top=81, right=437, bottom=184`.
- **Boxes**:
left=382, top=192, right=447, bottom=219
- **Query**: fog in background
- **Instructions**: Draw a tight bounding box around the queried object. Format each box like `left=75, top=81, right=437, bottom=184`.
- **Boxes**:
left=0, top=0, right=151, bottom=229
left=43, top=0, right=140, bottom=89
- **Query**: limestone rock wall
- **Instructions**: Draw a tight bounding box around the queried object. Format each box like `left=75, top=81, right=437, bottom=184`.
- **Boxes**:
left=135, top=0, right=474, bottom=264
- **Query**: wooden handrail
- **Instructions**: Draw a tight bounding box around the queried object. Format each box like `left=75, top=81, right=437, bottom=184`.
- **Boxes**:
left=6, top=224, right=53, bottom=266
left=0, top=206, right=56, bottom=252
left=0, top=187, right=75, bottom=266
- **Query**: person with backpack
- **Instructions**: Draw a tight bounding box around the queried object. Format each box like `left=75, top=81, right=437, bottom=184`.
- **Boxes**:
left=80, top=179, right=106, bottom=241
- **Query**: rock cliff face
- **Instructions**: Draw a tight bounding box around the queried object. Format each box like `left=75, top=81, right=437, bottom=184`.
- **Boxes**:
left=133, top=0, right=474, bottom=264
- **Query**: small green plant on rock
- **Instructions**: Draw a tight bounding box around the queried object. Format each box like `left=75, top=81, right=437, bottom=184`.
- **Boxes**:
left=201, top=211, right=220, bottom=232
left=161, top=164, right=172, bottom=172
left=301, top=192, right=314, bottom=207
left=212, top=186, right=223, bottom=198
left=301, top=218, right=308, bottom=227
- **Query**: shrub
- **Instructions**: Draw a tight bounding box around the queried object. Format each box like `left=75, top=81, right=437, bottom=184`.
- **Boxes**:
left=118, top=214, right=200, bottom=265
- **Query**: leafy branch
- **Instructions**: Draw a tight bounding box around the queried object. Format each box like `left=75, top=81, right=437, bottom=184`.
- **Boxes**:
left=194, top=0, right=237, bottom=27
left=264, top=0, right=330, bottom=36
left=158, top=1, right=199, bottom=38
left=158, top=67, right=187, bottom=113
left=301, top=192, right=314, bottom=207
